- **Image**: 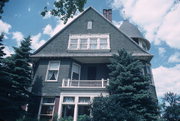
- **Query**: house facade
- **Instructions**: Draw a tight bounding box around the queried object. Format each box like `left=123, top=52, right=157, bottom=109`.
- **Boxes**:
left=30, top=7, right=156, bottom=121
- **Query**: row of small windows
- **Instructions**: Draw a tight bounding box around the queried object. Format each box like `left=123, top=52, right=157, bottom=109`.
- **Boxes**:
left=68, top=34, right=110, bottom=50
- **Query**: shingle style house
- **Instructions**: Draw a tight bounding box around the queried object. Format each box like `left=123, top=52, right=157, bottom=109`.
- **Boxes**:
left=30, top=7, right=156, bottom=121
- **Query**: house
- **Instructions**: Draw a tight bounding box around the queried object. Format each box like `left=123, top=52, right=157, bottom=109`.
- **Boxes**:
left=30, top=7, right=156, bottom=121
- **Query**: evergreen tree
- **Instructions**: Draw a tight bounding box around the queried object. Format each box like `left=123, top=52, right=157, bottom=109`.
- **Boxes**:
left=107, top=49, right=159, bottom=121
left=0, top=36, right=32, bottom=121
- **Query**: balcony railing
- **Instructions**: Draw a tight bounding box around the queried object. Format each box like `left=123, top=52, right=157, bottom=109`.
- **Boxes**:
left=62, top=79, right=109, bottom=88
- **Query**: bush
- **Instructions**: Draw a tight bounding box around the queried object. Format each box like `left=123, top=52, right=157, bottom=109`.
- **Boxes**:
left=78, top=115, right=91, bottom=121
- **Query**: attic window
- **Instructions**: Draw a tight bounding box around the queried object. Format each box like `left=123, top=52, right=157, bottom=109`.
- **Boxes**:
left=68, top=34, right=110, bottom=50
left=87, top=21, right=92, bottom=29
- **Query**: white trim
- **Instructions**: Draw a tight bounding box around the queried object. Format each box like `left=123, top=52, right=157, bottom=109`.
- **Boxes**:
left=45, top=61, right=60, bottom=82
left=68, top=34, right=110, bottom=50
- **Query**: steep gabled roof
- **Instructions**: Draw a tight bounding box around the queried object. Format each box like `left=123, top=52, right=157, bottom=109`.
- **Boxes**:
left=31, top=7, right=152, bottom=59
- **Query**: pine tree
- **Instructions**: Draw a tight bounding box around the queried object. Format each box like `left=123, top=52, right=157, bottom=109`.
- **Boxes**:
left=11, top=36, right=32, bottom=106
left=0, top=36, right=32, bottom=121
left=107, top=49, right=159, bottom=121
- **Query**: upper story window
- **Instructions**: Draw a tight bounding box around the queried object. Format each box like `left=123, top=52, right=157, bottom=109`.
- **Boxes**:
left=46, top=61, right=60, bottom=81
left=71, top=63, right=81, bottom=80
left=68, top=34, right=110, bottom=50
left=87, top=21, right=92, bottom=29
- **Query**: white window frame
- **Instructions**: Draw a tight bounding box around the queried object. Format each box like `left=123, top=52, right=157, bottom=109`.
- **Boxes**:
left=38, top=97, right=55, bottom=120
left=71, top=63, right=81, bottom=80
left=68, top=34, right=110, bottom=50
left=87, top=21, right=92, bottom=29
left=45, top=61, right=60, bottom=82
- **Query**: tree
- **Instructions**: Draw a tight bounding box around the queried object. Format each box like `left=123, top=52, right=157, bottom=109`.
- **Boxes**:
left=92, top=96, right=143, bottom=121
left=0, top=0, right=9, bottom=18
left=161, top=92, right=180, bottom=121
left=0, top=36, right=32, bottom=121
left=41, top=0, right=87, bottom=24
left=93, top=49, right=159, bottom=121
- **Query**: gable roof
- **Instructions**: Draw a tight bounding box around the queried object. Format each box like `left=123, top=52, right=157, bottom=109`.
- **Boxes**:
left=31, top=7, right=152, bottom=59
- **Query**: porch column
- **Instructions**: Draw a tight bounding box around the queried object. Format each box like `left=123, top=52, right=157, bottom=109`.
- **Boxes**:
left=73, top=96, right=78, bottom=121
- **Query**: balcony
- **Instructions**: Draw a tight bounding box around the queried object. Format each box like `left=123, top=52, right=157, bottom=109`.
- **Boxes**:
left=62, top=79, right=109, bottom=88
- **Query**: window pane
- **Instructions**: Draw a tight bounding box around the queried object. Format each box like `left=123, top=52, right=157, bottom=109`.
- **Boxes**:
left=70, top=44, right=78, bottom=49
left=70, top=39, right=78, bottom=44
left=90, top=38, right=97, bottom=49
left=100, top=38, right=107, bottom=43
left=100, top=44, right=108, bottom=49
left=79, top=97, right=90, bottom=103
left=49, top=62, right=59, bottom=70
left=78, top=105, right=90, bottom=116
left=72, top=72, right=79, bottom=80
left=63, top=97, right=75, bottom=103
left=62, top=105, right=74, bottom=118
left=69, top=39, right=78, bottom=49
left=41, top=105, right=54, bottom=114
left=43, top=97, right=55, bottom=103
left=47, top=70, right=58, bottom=80
left=80, top=39, right=88, bottom=49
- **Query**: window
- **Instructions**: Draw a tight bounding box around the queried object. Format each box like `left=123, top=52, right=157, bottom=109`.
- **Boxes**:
left=80, top=39, right=88, bottom=49
left=71, top=63, right=81, bottom=80
left=69, top=39, right=78, bottom=49
left=90, top=38, right=97, bottom=49
left=87, top=21, right=92, bottom=29
left=100, top=38, right=108, bottom=49
left=63, top=97, right=75, bottom=103
left=39, top=97, right=55, bottom=121
left=46, top=61, right=60, bottom=81
left=68, top=34, right=110, bottom=50
left=79, top=97, right=90, bottom=103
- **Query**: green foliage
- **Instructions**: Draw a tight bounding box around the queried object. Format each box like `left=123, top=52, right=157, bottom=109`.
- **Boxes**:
left=92, top=49, right=159, bottom=121
left=41, top=0, right=87, bottom=24
left=78, top=115, right=91, bottom=121
left=92, top=96, right=143, bottom=121
left=60, top=116, right=73, bottom=121
left=161, top=92, right=180, bottom=121
left=0, top=36, right=32, bottom=121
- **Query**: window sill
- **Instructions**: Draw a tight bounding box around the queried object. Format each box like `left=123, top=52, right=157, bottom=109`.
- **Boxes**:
left=67, top=49, right=111, bottom=53
left=45, top=80, right=58, bottom=82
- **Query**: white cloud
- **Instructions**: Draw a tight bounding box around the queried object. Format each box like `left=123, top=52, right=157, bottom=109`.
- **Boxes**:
left=12, top=32, right=24, bottom=46
left=111, top=0, right=180, bottom=49
left=31, top=33, right=46, bottom=50
left=152, top=65, right=180, bottom=97
left=43, top=15, right=78, bottom=37
left=158, top=47, right=166, bottom=56
left=43, top=24, right=53, bottom=37
left=168, top=52, right=180, bottom=63
left=4, top=46, right=14, bottom=57
left=112, top=20, right=123, bottom=28
left=0, top=20, right=12, bottom=34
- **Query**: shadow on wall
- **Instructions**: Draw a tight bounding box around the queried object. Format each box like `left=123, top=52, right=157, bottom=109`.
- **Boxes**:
left=27, top=76, right=43, bottom=118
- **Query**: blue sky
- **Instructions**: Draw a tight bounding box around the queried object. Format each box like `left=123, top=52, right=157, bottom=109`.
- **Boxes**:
left=1, top=0, right=180, bottom=98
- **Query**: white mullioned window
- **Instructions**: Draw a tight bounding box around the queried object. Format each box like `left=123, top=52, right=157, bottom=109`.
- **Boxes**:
left=39, top=97, right=55, bottom=121
left=68, top=34, right=110, bottom=50
left=46, top=61, right=60, bottom=81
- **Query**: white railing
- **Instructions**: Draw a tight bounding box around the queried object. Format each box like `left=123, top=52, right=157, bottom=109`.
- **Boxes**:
left=62, top=79, right=109, bottom=88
